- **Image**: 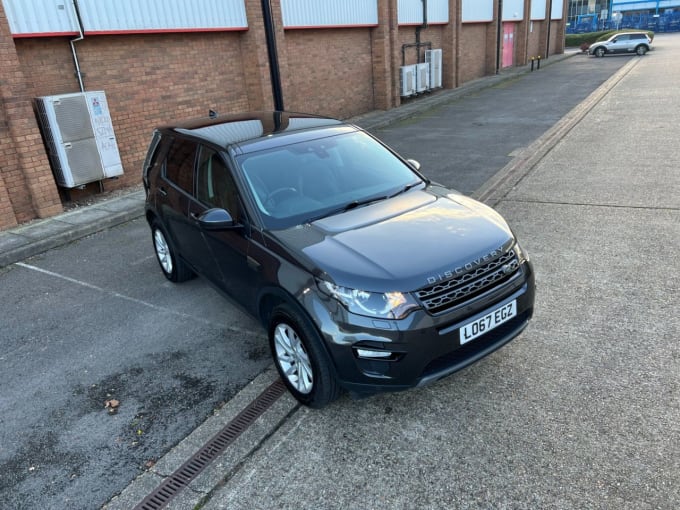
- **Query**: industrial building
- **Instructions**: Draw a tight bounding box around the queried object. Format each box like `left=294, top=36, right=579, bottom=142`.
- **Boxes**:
left=0, top=0, right=567, bottom=229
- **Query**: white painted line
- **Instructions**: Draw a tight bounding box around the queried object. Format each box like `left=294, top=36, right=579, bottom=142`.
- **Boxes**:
left=15, top=262, right=221, bottom=328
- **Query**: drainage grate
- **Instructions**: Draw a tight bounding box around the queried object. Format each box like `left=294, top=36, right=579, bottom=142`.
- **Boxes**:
left=134, top=378, right=287, bottom=510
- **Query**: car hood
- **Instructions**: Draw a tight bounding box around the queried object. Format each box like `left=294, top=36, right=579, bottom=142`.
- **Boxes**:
left=270, top=187, right=515, bottom=292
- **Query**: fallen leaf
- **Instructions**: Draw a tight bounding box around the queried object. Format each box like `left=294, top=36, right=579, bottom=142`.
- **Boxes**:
left=104, top=399, right=120, bottom=409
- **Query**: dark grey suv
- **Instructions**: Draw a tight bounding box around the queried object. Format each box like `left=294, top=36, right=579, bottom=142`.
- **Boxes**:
left=142, top=112, right=535, bottom=408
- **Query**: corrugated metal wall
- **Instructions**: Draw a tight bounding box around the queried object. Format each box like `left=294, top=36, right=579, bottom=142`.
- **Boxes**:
left=462, top=0, right=494, bottom=22
left=2, top=0, right=77, bottom=34
left=3, top=0, right=247, bottom=36
left=503, top=0, right=525, bottom=21
left=397, top=0, right=449, bottom=25
left=281, top=0, right=378, bottom=27
left=551, top=0, right=564, bottom=19
left=531, top=0, right=547, bottom=20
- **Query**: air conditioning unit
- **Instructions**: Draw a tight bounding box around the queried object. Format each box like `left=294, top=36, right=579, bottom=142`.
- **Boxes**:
left=400, top=65, right=416, bottom=97
left=426, top=49, right=443, bottom=89
left=416, top=63, right=430, bottom=93
left=35, top=91, right=123, bottom=188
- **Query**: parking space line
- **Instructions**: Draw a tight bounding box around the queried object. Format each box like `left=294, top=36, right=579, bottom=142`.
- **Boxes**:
left=15, top=262, right=222, bottom=328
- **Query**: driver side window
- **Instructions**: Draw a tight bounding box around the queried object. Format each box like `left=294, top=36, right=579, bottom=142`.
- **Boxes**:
left=196, top=146, right=240, bottom=220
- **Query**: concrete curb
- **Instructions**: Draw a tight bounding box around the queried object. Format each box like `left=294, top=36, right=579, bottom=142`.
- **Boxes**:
left=473, top=57, right=640, bottom=207
left=0, top=191, right=145, bottom=268
left=103, top=367, right=299, bottom=510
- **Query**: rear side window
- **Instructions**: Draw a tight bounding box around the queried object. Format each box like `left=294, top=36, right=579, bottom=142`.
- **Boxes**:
left=165, top=138, right=196, bottom=194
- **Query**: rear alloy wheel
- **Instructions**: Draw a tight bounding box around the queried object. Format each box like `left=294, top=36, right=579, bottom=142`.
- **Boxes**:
left=151, top=221, right=193, bottom=282
left=269, top=303, right=340, bottom=408
left=595, top=47, right=606, bottom=58
left=636, top=45, right=647, bottom=56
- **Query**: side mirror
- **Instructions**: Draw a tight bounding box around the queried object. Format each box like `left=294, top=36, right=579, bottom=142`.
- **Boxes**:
left=196, top=208, right=236, bottom=231
left=406, top=159, right=421, bottom=171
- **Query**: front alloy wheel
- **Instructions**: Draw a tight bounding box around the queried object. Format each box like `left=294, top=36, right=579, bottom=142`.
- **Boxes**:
left=268, top=303, right=340, bottom=408
left=273, top=323, right=313, bottom=394
left=595, top=47, right=606, bottom=57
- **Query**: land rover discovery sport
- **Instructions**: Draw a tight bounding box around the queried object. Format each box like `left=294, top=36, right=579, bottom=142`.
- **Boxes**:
left=142, top=111, right=535, bottom=408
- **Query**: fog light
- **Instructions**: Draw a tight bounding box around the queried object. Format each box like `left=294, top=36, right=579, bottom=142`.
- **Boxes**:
left=356, top=349, right=392, bottom=359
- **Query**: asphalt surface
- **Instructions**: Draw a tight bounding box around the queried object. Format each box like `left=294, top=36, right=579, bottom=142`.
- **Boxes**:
left=1, top=35, right=679, bottom=510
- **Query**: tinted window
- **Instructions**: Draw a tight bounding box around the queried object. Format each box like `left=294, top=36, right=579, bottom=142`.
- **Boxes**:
left=236, top=130, right=422, bottom=229
left=165, top=138, right=196, bottom=194
left=196, top=146, right=240, bottom=219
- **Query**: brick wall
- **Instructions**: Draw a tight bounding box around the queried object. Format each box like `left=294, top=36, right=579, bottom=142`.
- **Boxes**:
left=0, top=9, right=62, bottom=228
left=457, top=24, right=490, bottom=84
left=14, top=33, right=251, bottom=192
left=0, top=0, right=568, bottom=230
left=282, top=28, right=375, bottom=119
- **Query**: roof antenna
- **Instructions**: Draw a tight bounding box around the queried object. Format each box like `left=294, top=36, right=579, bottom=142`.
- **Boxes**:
left=209, top=109, right=218, bottom=119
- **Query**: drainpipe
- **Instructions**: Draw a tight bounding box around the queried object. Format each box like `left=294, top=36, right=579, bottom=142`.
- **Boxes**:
left=70, top=0, right=85, bottom=92
left=496, top=0, right=503, bottom=74
left=415, top=0, right=428, bottom=63
left=261, top=0, right=284, bottom=111
left=546, top=0, right=553, bottom=59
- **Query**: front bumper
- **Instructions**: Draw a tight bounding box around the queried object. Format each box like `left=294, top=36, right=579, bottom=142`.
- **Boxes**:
left=307, top=261, right=535, bottom=396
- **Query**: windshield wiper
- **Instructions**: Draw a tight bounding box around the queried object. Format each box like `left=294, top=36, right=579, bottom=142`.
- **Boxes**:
left=388, top=180, right=424, bottom=199
left=307, top=196, right=387, bottom=223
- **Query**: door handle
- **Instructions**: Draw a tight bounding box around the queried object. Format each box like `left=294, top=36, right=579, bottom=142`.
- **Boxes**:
left=158, top=187, right=168, bottom=197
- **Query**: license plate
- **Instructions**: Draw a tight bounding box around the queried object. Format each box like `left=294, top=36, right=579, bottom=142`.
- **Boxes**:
left=460, top=300, right=517, bottom=345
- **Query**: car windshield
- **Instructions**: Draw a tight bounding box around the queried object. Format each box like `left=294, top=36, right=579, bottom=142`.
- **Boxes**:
left=236, top=130, right=423, bottom=230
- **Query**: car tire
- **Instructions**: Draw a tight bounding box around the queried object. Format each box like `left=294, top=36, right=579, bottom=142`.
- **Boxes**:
left=268, top=303, right=340, bottom=408
left=151, top=220, right=194, bottom=283
left=636, top=45, right=647, bottom=56
left=595, top=47, right=606, bottom=58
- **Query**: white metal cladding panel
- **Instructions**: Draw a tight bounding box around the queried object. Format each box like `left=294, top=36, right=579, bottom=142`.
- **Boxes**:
left=2, top=0, right=247, bottom=35
left=530, top=0, right=546, bottom=20
left=462, top=0, right=494, bottom=22
left=397, top=0, right=449, bottom=25
left=502, top=0, right=524, bottom=21
left=2, top=0, right=78, bottom=35
left=551, top=0, right=563, bottom=19
left=281, top=0, right=378, bottom=27
left=77, top=0, right=247, bottom=32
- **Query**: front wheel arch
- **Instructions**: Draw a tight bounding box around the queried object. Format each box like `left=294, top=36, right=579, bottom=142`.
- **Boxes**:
left=267, top=301, right=341, bottom=408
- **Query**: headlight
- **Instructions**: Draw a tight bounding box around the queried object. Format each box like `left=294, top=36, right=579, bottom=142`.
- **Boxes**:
left=318, top=280, right=419, bottom=319
left=513, top=240, right=529, bottom=263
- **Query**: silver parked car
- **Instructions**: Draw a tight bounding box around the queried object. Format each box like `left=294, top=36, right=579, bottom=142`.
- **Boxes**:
left=589, top=32, right=653, bottom=57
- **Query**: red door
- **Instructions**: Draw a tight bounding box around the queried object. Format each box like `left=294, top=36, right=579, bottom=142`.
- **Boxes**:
left=502, top=23, right=515, bottom=68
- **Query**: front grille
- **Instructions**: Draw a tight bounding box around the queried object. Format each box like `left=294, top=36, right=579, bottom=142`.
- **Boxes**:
left=414, top=249, right=519, bottom=315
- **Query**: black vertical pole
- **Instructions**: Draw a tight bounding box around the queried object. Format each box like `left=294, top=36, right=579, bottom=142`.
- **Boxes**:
left=546, top=0, right=553, bottom=59
left=496, top=0, right=503, bottom=74
left=261, top=0, right=284, bottom=111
